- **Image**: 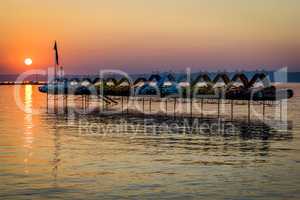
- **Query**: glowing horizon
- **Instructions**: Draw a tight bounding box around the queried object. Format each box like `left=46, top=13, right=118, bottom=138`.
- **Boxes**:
left=1, top=0, right=299, bottom=74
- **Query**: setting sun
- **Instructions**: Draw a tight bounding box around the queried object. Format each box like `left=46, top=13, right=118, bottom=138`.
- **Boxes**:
left=24, top=58, right=33, bottom=66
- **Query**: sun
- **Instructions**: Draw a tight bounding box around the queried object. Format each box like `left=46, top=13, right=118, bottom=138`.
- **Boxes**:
left=24, top=58, right=33, bottom=66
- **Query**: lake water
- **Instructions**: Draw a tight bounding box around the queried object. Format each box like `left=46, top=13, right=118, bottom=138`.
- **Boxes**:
left=0, top=85, right=300, bottom=199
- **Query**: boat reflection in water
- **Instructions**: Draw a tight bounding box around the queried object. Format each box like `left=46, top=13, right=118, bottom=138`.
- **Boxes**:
left=47, top=112, right=293, bottom=147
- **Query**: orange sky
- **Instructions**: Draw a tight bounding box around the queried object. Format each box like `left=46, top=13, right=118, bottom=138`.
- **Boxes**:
left=1, top=0, right=299, bottom=74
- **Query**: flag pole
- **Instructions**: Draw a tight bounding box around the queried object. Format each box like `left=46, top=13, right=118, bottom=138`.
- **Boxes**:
left=54, top=41, right=59, bottom=81
left=53, top=41, right=59, bottom=112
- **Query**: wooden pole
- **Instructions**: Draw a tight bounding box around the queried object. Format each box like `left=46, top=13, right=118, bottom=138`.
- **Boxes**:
left=82, top=95, right=84, bottom=110
left=46, top=91, right=49, bottom=113
left=174, top=98, right=176, bottom=118
left=190, top=96, right=193, bottom=118
left=53, top=95, right=56, bottom=114
left=84, top=95, right=86, bottom=110
left=66, top=94, right=68, bottom=114
left=248, top=100, right=251, bottom=123
left=231, top=100, right=233, bottom=121
left=126, top=96, right=129, bottom=114
left=88, top=95, right=90, bottom=110
left=280, top=100, right=283, bottom=121
left=217, top=99, right=220, bottom=118
left=46, top=70, right=49, bottom=113
left=102, top=96, right=105, bottom=111
left=54, top=83, right=57, bottom=114
left=63, top=95, right=65, bottom=113
left=201, top=98, right=204, bottom=118
left=132, top=96, right=135, bottom=111
left=86, top=96, right=88, bottom=110
left=263, top=101, right=265, bottom=121
left=121, top=96, right=124, bottom=114
left=149, top=98, right=152, bottom=113
left=142, top=98, right=145, bottom=113
left=64, top=95, right=67, bottom=114
left=85, top=95, right=87, bottom=111
left=165, top=98, right=168, bottom=116
left=86, top=95, right=89, bottom=110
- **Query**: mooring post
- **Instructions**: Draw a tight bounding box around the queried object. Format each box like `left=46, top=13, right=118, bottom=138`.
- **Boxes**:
left=86, top=95, right=88, bottom=110
left=63, top=95, right=66, bottom=113
left=86, top=95, right=90, bottom=109
left=85, top=95, right=88, bottom=111
left=217, top=98, right=220, bottom=118
left=66, top=94, right=69, bottom=114
left=126, top=96, right=129, bottom=114
left=142, top=98, right=145, bottom=113
left=201, top=98, right=204, bottom=118
left=132, top=96, right=135, bottom=110
left=121, top=96, right=124, bottom=114
left=86, top=95, right=89, bottom=110
left=54, top=95, right=58, bottom=114
left=46, top=91, right=49, bottom=113
left=149, top=97, right=152, bottom=113
left=84, top=95, right=86, bottom=110
left=46, top=75, right=48, bottom=113
left=231, top=100, right=234, bottom=121
left=165, top=98, right=168, bottom=116
left=280, top=100, right=283, bottom=121
left=190, top=96, right=193, bottom=118
left=64, top=95, right=67, bottom=114
left=84, top=95, right=86, bottom=111
left=174, top=97, right=177, bottom=118
left=81, top=95, right=84, bottom=110
left=248, top=100, right=251, bottom=123
left=263, top=101, right=265, bottom=121
left=102, top=96, right=105, bottom=111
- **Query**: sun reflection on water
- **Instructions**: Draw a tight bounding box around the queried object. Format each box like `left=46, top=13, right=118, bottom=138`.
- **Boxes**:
left=24, top=85, right=34, bottom=174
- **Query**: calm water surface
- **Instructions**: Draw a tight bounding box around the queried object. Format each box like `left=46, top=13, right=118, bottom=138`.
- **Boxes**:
left=0, top=85, right=300, bottom=200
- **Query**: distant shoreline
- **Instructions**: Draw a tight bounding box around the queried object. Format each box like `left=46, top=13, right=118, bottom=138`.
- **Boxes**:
left=0, top=82, right=44, bottom=85
left=0, top=71, right=300, bottom=83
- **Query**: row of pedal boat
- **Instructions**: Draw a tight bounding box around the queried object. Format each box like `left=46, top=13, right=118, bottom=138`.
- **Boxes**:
left=39, top=73, right=294, bottom=101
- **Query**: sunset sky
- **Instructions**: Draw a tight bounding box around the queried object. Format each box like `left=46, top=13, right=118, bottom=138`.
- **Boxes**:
left=1, top=0, right=299, bottom=74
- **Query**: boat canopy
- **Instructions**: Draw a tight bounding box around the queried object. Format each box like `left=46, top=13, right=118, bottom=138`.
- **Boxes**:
left=106, top=78, right=117, bottom=87
left=161, top=74, right=176, bottom=87
left=231, top=73, right=248, bottom=88
left=192, top=74, right=211, bottom=88
left=117, top=78, right=131, bottom=87
left=134, top=78, right=147, bottom=87
left=248, top=73, right=270, bottom=89
left=81, top=78, right=92, bottom=87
